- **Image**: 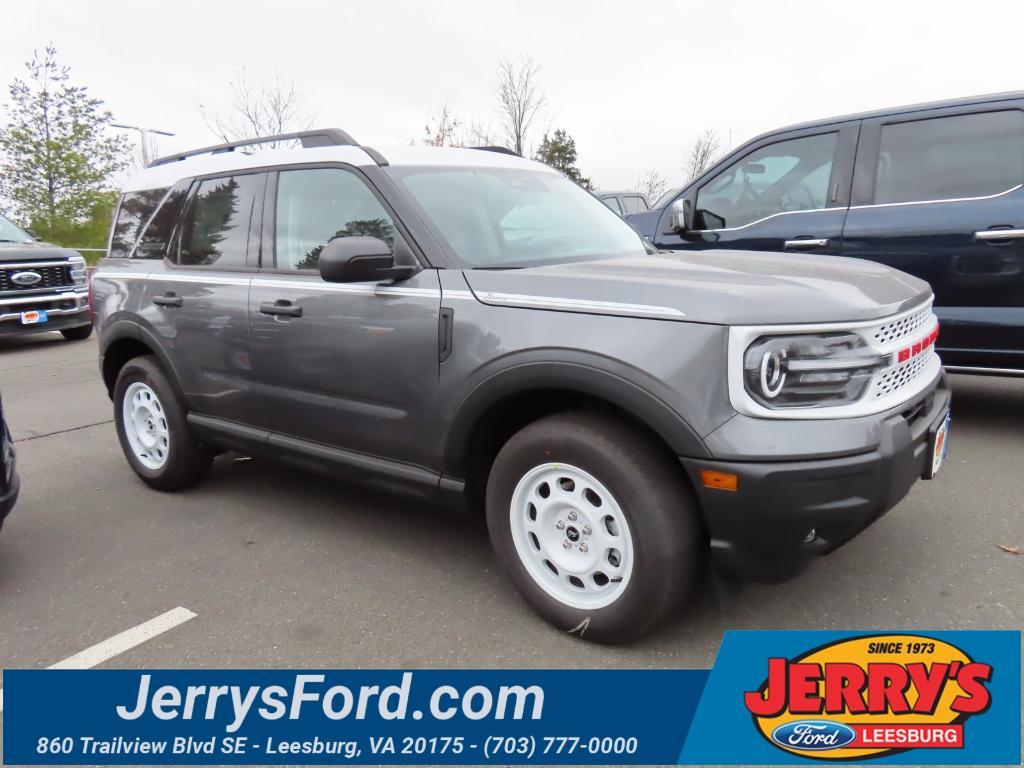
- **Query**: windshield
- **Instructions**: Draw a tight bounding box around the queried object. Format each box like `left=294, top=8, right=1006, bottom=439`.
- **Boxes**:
left=652, top=186, right=682, bottom=209
left=387, top=166, right=648, bottom=268
left=0, top=214, right=33, bottom=244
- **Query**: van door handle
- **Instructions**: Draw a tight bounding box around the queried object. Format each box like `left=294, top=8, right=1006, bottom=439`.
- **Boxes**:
left=784, top=238, right=830, bottom=249
left=260, top=299, right=303, bottom=318
left=153, top=293, right=183, bottom=308
left=974, top=228, right=1024, bottom=242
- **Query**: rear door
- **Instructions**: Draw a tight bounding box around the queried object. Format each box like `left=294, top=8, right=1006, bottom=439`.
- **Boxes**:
left=140, top=172, right=264, bottom=424
left=247, top=165, right=441, bottom=472
left=656, top=123, right=858, bottom=255
left=842, top=105, right=1024, bottom=369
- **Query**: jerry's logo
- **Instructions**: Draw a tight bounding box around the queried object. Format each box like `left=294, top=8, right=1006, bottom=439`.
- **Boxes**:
left=744, top=634, right=993, bottom=760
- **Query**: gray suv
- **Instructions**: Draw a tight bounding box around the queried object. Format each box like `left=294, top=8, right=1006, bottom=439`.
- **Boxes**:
left=93, top=129, right=951, bottom=643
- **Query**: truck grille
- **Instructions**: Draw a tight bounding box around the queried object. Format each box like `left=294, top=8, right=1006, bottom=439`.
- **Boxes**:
left=869, top=305, right=932, bottom=346
left=0, top=264, right=73, bottom=293
left=872, top=347, right=936, bottom=399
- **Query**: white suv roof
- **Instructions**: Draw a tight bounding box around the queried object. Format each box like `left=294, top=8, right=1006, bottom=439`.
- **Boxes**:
left=123, top=130, right=553, bottom=193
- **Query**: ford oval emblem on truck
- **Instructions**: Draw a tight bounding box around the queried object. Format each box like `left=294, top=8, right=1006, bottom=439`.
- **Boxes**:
left=11, top=271, right=42, bottom=286
left=771, top=720, right=857, bottom=751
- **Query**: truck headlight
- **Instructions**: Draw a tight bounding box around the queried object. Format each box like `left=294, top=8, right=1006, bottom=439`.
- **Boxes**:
left=743, top=333, right=886, bottom=408
left=70, top=256, right=88, bottom=286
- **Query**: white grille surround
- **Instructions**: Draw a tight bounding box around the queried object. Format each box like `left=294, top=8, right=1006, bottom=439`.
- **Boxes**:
left=727, top=298, right=941, bottom=420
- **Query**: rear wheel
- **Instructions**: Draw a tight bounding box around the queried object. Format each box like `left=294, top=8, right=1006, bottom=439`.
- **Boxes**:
left=113, top=356, right=211, bottom=491
left=486, top=412, right=702, bottom=643
left=60, top=324, right=93, bottom=341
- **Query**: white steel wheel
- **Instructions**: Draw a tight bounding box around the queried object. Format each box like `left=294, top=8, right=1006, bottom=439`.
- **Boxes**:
left=122, top=382, right=170, bottom=470
left=509, top=462, right=634, bottom=610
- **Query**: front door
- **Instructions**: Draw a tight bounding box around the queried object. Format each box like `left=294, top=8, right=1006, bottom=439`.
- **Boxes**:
left=248, top=165, right=441, bottom=472
left=656, top=125, right=858, bottom=256
left=842, top=106, right=1024, bottom=369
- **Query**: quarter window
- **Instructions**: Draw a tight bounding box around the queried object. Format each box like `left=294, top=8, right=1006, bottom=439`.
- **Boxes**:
left=178, top=174, right=263, bottom=268
left=275, top=168, right=395, bottom=271
left=109, top=188, right=168, bottom=258
left=600, top=196, right=623, bottom=214
left=874, top=110, right=1024, bottom=205
left=694, top=133, right=837, bottom=230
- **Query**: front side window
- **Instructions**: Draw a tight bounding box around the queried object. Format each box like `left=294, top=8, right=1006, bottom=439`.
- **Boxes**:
left=874, top=110, right=1024, bottom=205
left=178, top=174, right=263, bottom=268
left=694, top=133, right=837, bottom=230
left=109, top=188, right=168, bottom=258
left=275, top=168, right=395, bottom=271
left=387, top=166, right=647, bottom=268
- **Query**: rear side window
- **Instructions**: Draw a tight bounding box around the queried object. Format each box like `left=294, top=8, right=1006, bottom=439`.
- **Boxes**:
left=178, top=174, right=263, bottom=268
left=133, top=181, right=189, bottom=259
left=109, top=188, right=168, bottom=258
left=621, top=195, right=648, bottom=214
left=874, top=110, right=1024, bottom=204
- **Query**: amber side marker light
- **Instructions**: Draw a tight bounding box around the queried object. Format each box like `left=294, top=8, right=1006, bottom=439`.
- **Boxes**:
left=700, top=468, right=739, bottom=491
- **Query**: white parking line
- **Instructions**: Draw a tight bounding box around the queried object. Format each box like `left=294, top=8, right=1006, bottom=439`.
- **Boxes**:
left=0, top=606, right=196, bottom=713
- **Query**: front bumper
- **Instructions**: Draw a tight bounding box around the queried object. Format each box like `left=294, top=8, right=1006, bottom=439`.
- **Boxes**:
left=680, top=372, right=951, bottom=583
left=0, top=290, right=90, bottom=337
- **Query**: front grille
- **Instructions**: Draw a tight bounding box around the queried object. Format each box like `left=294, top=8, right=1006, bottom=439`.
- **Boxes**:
left=868, top=305, right=932, bottom=346
left=871, top=343, right=936, bottom=399
left=0, top=264, right=73, bottom=292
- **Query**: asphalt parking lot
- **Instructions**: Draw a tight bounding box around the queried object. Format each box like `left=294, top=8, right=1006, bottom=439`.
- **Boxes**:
left=0, top=332, right=1021, bottom=681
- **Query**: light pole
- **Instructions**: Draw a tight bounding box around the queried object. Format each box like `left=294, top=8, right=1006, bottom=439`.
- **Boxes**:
left=110, top=124, right=175, bottom=166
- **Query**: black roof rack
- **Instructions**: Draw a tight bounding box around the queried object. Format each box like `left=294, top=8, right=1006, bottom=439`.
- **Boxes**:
left=149, top=128, right=360, bottom=167
left=471, top=145, right=521, bottom=157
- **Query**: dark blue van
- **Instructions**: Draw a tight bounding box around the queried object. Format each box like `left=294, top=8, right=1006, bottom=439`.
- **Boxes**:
left=627, top=92, right=1024, bottom=375
left=0, top=391, right=17, bottom=529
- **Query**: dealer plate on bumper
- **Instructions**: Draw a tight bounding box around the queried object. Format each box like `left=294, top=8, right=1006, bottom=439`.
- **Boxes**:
left=925, top=410, right=951, bottom=479
left=20, top=309, right=47, bottom=325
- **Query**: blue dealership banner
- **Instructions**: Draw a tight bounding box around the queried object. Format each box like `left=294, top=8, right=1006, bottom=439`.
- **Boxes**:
left=3, top=631, right=1020, bottom=765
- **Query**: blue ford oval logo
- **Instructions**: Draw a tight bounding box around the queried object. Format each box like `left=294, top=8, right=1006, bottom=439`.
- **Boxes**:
left=771, top=720, right=857, bottom=751
left=11, top=271, right=42, bottom=286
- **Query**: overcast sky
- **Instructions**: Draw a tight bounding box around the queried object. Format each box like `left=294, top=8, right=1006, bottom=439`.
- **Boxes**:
left=5, top=0, right=1024, bottom=191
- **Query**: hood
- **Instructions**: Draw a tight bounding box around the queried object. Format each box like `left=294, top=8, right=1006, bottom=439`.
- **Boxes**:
left=0, top=241, right=81, bottom=263
left=462, top=250, right=932, bottom=325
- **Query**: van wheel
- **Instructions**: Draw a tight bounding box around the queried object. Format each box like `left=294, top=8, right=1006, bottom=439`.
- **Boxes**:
left=113, top=356, right=211, bottom=491
left=485, top=412, right=701, bottom=643
left=61, top=324, right=93, bottom=341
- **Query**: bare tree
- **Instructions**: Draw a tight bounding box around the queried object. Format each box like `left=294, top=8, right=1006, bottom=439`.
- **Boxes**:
left=636, top=168, right=668, bottom=203
left=423, top=101, right=463, bottom=147
left=200, top=70, right=314, bottom=147
left=684, top=128, right=722, bottom=182
left=495, top=58, right=547, bottom=155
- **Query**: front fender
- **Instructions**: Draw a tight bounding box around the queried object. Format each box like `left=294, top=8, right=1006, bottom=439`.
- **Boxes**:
left=441, top=349, right=711, bottom=475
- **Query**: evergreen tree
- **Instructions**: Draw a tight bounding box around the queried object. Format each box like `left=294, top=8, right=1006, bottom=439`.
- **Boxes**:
left=535, top=129, right=592, bottom=190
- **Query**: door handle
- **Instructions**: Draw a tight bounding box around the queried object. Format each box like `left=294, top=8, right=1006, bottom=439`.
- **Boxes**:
left=974, top=228, right=1024, bottom=242
left=259, top=299, right=303, bottom=318
left=152, top=293, right=183, bottom=308
left=784, top=238, right=830, bottom=249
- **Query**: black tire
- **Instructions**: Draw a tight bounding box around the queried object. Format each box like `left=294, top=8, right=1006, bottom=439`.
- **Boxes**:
left=60, top=324, right=93, bottom=341
left=113, top=355, right=212, bottom=491
left=485, top=412, right=702, bottom=644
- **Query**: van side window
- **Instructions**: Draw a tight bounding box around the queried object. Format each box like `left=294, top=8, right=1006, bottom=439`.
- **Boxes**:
left=109, top=188, right=168, bottom=258
left=178, top=174, right=263, bottom=268
left=622, top=195, right=648, bottom=214
left=131, top=181, right=189, bottom=260
left=275, top=168, right=395, bottom=271
left=694, top=133, right=837, bottom=230
left=874, top=110, right=1024, bottom=205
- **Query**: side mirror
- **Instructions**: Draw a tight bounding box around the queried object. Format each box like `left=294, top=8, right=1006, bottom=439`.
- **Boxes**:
left=669, top=199, right=692, bottom=232
left=318, top=237, right=416, bottom=283
left=25, top=228, right=42, bottom=241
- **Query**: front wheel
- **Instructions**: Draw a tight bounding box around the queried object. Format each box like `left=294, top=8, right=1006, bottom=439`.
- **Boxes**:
left=485, top=412, right=702, bottom=643
left=113, top=356, right=211, bottom=491
left=60, top=324, right=93, bottom=341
